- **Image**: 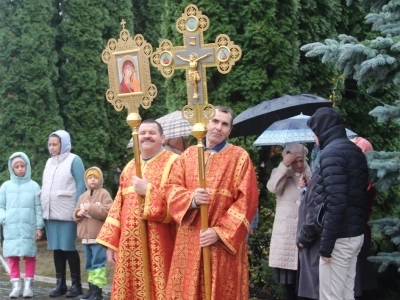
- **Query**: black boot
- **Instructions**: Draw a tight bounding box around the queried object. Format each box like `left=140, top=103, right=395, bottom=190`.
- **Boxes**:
left=49, top=273, right=68, bottom=297
left=284, top=283, right=297, bottom=300
left=88, top=284, right=103, bottom=300
left=78, top=283, right=92, bottom=299
left=65, top=273, right=83, bottom=297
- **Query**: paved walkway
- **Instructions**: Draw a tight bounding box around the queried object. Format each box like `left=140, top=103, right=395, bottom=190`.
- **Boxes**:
left=0, top=240, right=113, bottom=298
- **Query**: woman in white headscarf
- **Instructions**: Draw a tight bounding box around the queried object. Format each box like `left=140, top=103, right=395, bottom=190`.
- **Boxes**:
left=267, top=144, right=311, bottom=300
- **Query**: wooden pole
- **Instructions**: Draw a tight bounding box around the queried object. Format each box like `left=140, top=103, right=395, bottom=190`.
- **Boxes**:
left=127, top=112, right=152, bottom=300
left=193, top=122, right=211, bottom=300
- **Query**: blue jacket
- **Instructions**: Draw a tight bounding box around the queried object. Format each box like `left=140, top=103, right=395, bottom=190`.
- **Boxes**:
left=0, top=152, right=45, bottom=257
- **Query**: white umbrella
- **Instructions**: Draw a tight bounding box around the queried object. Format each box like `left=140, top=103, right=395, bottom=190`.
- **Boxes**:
left=253, top=113, right=357, bottom=146
left=127, top=110, right=192, bottom=148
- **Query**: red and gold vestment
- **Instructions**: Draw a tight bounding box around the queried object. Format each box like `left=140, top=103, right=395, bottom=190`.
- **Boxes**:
left=97, top=150, right=178, bottom=300
left=165, top=144, right=259, bottom=300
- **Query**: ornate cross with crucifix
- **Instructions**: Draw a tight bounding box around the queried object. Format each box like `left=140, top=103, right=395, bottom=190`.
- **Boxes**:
left=151, top=3, right=242, bottom=126
left=151, top=4, right=242, bottom=300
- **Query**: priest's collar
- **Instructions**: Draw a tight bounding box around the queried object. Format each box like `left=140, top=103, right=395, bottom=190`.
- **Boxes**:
left=204, top=139, right=228, bottom=152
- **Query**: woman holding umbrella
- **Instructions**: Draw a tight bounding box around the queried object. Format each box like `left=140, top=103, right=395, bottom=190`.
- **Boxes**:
left=267, top=144, right=311, bottom=300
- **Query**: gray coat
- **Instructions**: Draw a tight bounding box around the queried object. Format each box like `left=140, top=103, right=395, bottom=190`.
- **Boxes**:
left=296, top=173, right=320, bottom=300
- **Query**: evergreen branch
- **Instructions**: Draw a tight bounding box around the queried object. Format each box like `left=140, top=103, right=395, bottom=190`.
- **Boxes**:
left=393, top=236, right=400, bottom=245
left=394, top=72, right=400, bottom=84
left=368, top=216, right=400, bottom=272
left=368, top=253, right=400, bottom=273
left=346, top=0, right=392, bottom=13
left=365, top=12, right=385, bottom=32
left=338, top=34, right=359, bottom=44
left=369, top=103, right=400, bottom=122
left=358, top=55, right=396, bottom=84
left=369, top=216, right=400, bottom=227
left=374, top=174, right=399, bottom=190
left=365, top=151, right=400, bottom=190
left=366, top=77, right=393, bottom=93
left=370, top=37, right=396, bottom=49
left=391, top=42, right=400, bottom=53
left=369, top=216, right=400, bottom=244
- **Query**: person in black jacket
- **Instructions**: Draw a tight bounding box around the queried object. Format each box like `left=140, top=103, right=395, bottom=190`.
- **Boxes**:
left=305, top=107, right=368, bottom=300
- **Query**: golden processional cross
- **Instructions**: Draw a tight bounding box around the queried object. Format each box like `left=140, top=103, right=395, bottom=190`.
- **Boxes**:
left=101, top=19, right=157, bottom=300
left=151, top=4, right=242, bottom=300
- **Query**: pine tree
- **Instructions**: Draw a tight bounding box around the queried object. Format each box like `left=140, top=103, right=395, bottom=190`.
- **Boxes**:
left=131, top=0, right=170, bottom=119
left=296, top=0, right=369, bottom=96
left=301, top=0, right=400, bottom=94
left=368, top=217, right=400, bottom=272
left=0, top=0, right=63, bottom=183
left=301, top=0, right=400, bottom=273
left=55, top=0, right=133, bottom=192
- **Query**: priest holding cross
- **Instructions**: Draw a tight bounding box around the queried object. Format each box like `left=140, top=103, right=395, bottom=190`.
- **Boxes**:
left=164, top=106, right=259, bottom=300
left=152, top=4, right=259, bottom=300
left=97, top=20, right=177, bottom=300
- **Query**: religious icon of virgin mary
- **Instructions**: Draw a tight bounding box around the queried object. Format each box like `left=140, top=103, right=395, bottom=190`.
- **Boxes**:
left=119, top=55, right=141, bottom=94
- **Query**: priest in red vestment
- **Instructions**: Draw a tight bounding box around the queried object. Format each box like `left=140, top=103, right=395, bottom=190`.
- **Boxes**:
left=96, top=120, right=178, bottom=300
left=164, top=106, right=259, bottom=300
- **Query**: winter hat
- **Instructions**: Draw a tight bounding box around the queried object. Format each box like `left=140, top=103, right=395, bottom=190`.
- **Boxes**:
left=307, top=107, right=346, bottom=149
left=86, top=168, right=100, bottom=180
left=11, top=156, right=26, bottom=168
left=282, top=144, right=308, bottom=158
left=352, top=137, right=373, bottom=153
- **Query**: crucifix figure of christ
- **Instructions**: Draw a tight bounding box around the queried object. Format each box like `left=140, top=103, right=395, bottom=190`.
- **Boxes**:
left=176, top=52, right=212, bottom=100
left=150, top=4, right=242, bottom=300
left=172, top=30, right=216, bottom=105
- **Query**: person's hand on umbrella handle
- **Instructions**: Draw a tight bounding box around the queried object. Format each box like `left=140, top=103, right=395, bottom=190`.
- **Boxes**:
left=299, top=174, right=307, bottom=188
left=283, top=153, right=298, bottom=167
left=194, top=188, right=210, bottom=206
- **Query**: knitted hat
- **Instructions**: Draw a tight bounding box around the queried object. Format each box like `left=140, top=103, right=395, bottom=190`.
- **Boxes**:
left=11, top=156, right=26, bottom=168
left=353, top=137, right=373, bottom=153
left=282, top=144, right=308, bottom=158
left=86, top=168, right=100, bottom=180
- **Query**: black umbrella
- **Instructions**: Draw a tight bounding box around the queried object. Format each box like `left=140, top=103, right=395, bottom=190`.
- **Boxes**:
left=231, top=94, right=332, bottom=138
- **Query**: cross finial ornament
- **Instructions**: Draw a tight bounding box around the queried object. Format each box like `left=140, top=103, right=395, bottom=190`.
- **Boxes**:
left=120, top=19, right=126, bottom=30
left=151, top=3, right=242, bottom=125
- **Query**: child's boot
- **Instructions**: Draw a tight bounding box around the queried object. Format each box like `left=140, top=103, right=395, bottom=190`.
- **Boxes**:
left=78, top=283, right=92, bottom=299
left=22, top=278, right=33, bottom=298
left=87, top=284, right=103, bottom=300
left=9, top=278, right=22, bottom=298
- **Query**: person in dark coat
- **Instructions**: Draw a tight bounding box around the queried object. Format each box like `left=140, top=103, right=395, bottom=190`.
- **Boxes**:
left=296, top=171, right=320, bottom=300
left=351, top=137, right=378, bottom=298
left=305, top=107, right=368, bottom=300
